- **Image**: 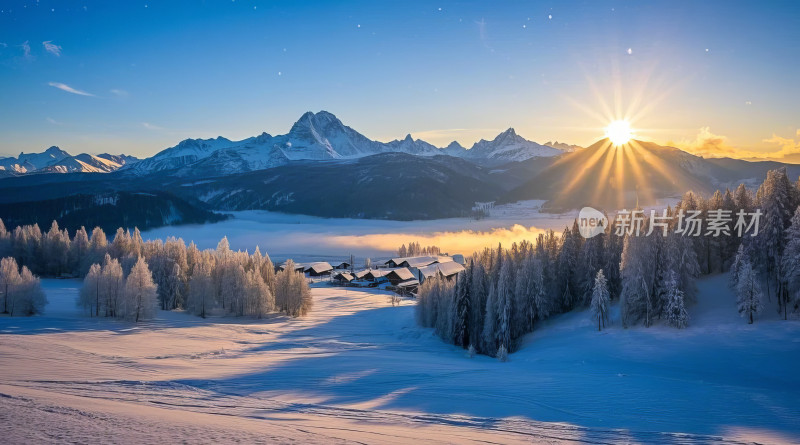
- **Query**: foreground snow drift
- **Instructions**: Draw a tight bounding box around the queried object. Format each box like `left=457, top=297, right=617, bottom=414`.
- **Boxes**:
left=0, top=276, right=798, bottom=444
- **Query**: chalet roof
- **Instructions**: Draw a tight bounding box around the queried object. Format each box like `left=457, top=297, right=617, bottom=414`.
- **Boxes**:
left=365, top=269, right=391, bottom=279
left=417, top=261, right=465, bottom=278
left=353, top=270, right=370, bottom=279
left=334, top=272, right=354, bottom=281
left=396, top=279, right=419, bottom=287
left=386, top=268, right=415, bottom=281
left=435, top=261, right=465, bottom=277
left=385, top=255, right=454, bottom=268
left=305, top=262, right=333, bottom=274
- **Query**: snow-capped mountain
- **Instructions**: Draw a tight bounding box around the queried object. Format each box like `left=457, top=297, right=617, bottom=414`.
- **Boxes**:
left=127, top=136, right=241, bottom=174
left=40, top=153, right=139, bottom=173
left=0, top=146, right=138, bottom=174
left=385, top=134, right=441, bottom=156
left=545, top=141, right=583, bottom=152
left=124, top=111, right=567, bottom=176
left=0, top=146, right=71, bottom=173
left=463, top=128, right=562, bottom=162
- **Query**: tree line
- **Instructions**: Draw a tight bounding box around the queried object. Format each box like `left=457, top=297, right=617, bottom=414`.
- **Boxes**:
left=397, top=242, right=442, bottom=258
left=0, top=220, right=312, bottom=321
left=417, top=168, right=800, bottom=359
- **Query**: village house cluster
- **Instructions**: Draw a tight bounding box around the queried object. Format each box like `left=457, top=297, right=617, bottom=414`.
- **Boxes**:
left=279, top=255, right=466, bottom=296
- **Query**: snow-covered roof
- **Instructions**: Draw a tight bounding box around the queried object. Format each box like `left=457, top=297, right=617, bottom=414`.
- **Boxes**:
left=435, top=261, right=465, bottom=277
left=353, top=270, right=370, bottom=279
left=334, top=272, right=354, bottom=281
left=365, top=269, right=391, bottom=279
left=305, top=262, right=333, bottom=274
left=386, top=268, right=415, bottom=281
left=395, top=279, right=419, bottom=287
left=385, top=255, right=454, bottom=268
left=417, top=262, right=465, bottom=279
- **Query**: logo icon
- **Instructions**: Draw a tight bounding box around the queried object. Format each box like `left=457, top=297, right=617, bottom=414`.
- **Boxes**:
left=578, top=207, right=608, bottom=238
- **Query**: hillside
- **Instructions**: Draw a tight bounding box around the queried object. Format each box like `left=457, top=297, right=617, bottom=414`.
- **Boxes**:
left=0, top=276, right=797, bottom=443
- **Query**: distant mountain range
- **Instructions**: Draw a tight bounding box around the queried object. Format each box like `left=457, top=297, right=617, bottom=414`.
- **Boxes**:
left=0, top=146, right=139, bottom=175
left=1, top=110, right=799, bottom=226
left=125, top=111, right=564, bottom=177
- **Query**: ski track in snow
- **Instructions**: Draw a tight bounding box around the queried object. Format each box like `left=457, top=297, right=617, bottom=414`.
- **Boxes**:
left=0, top=277, right=798, bottom=444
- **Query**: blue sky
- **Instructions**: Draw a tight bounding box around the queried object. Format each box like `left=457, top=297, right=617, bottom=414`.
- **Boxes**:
left=1, top=0, right=799, bottom=160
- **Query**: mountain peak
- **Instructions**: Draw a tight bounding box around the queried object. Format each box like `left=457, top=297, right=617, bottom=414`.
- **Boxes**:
left=403, top=134, right=414, bottom=142
left=445, top=141, right=465, bottom=150
left=291, top=110, right=345, bottom=134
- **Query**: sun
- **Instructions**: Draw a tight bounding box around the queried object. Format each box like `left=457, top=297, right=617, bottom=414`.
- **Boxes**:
left=605, top=120, right=633, bottom=146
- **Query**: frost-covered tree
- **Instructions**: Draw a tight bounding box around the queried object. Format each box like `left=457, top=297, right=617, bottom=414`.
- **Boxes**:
left=100, top=255, right=124, bottom=317
left=244, top=268, right=273, bottom=318
left=80, top=263, right=103, bottom=316
left=590, top=269, right=610, bottom=331
left=70, top=227, right=90, bottom=276
left=11, top=266, right=47, bottom=316
left=736, top=257, right=762, bottom=324
left=0, top=256, right=21, bottom=314
left=275, top=260, right=312, bottom=317
left=43, top=221, right=70, bottom=277
left=187, top=258, right=215, bottom=318
left=258, top=248, right=277, bottom=296
left=121, top=256, right=158, bottom=322
left=664, top=271, right=689, bottom=329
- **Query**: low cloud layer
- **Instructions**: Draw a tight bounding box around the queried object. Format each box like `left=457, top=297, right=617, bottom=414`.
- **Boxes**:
left=670, top=127, right=800, bottom=162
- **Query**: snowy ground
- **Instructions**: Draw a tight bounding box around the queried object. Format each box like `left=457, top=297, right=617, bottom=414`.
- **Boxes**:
left=1, top=276, right=798, bottom=444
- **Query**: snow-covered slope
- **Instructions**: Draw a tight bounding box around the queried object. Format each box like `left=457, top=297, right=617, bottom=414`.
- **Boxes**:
left=0, top=275, right=797, bottom=444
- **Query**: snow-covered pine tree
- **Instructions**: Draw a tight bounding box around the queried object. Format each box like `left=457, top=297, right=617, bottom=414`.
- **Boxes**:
left=664, top=271, right=689, bottom=329
left=494, top=260, right=514, bottom=355
left=590, top=269, right=610, bottom=331
left=736, top=256, right=762, bottom=324
left=482, top=281, right=498, bottom=355
left=620, top=231, right=657, bottom=327
left=469, top=257, right=487, bottom=352
left=780, top=206, right=800, bottom=315
left=729, top=244, right=748, bottom=290
left=453, top=269, right=471, bottom=348
left=755, top=168, right=793, bottom=312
